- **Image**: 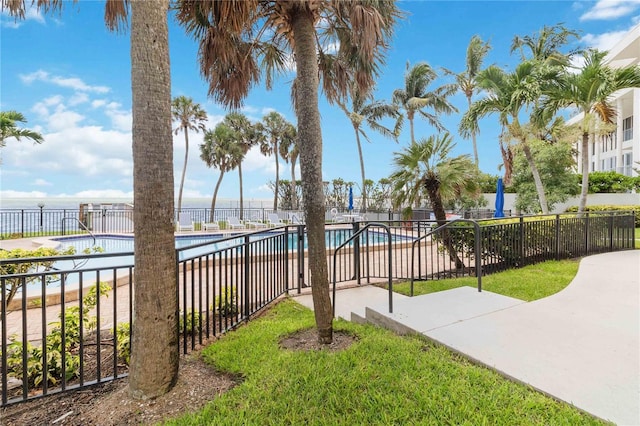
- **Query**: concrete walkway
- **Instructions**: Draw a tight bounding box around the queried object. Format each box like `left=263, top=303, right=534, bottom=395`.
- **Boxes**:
left=292, top=250, right=640, bottom=425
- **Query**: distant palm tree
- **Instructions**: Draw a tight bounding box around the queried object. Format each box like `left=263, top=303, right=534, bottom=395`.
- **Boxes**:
left=279, top=132, right=299, bottom=210
left=538, top=49, right=640, bottom=213
left=338, top=85, right=402, bottom=211
left=223, top=112, right=258, bottom=220
left=172, top=96, right=207, bottom=213
left=392, top=62, right=457, bottom=144
left=444, top=35, right=491, bottom=166
left=0, top=110, right=44, bottom=148
left=200, top=123, right=244, bottom=222
left=389, top=133, right=478, bottom=268
left=511, top=24, right=580, bottom=66
left=259, top=112, right=296, bottom=211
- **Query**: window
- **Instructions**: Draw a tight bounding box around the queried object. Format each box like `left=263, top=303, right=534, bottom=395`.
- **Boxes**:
left=622, top=116, right=633, bottom=141
left=623, top=152, right=633, bottom=176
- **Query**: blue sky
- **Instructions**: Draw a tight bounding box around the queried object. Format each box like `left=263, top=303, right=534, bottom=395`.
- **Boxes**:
left=1, top=1, right=639, bottom=205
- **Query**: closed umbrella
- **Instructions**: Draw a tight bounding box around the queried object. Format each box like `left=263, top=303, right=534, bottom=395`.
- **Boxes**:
left=494, top=178, right=505, bottom=218
left=348, top=186, right=354, bottom=212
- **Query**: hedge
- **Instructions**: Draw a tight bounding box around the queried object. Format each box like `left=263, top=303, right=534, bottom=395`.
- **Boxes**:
left=564, top=205, right=640, bottom=227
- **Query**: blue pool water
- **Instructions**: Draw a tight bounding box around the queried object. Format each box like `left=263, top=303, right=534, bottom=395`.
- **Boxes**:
left=52, top=229, right=394, bottom=256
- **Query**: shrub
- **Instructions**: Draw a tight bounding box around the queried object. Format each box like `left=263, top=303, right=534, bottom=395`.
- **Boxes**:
left=114, top=322, right=130, bottom=365
left=179, top=309, right=202, bottom=335
left=215, top=286, right=238, bottom=316
left=564, top=205, right=640, bottom=227
left=6, top=283, right=111, bottom=387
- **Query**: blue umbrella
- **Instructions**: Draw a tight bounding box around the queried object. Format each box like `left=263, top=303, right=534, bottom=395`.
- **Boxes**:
left=494, top=178, right=505, bottom=218
left=348, top=186, right=354, bottom=212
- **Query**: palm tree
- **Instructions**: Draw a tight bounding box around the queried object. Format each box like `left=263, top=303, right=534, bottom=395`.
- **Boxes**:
left=200, top=123, right=244, bottom=222
left=259, top=112, right=296, bottom=211
left=444, top=35, right=491, bottom=166
left=222, top=112, right=257, bottom=220
left=5, top=0, right=179, bottom=398
left=392, top=62, right=457, bottom=144
left=176, top=1, right=401, bottom=344
left=171, top=96, right=207, bottom=213
left=511, top=24, right=580, bottom=66
left=461, top=62, right=556, bottom=214
left=538, top=49, right=640, bottom=213
left=0, top=110, right=44, bottom=148
left=279, top=131, right=299, bottom=210
left=337, top=85, right=402, bottom=211
left=389, top=133, right=478, bottom=268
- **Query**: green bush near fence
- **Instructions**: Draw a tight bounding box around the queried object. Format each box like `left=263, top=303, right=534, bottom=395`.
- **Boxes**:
left=564, top=205, right=640, bottom=227
left=438, top=212, right=635, bottom=272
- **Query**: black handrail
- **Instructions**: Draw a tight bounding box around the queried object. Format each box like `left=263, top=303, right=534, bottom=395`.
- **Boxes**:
left=332, top=222, right=393, bottom=315
left=61, top=217, right=96, bottom=246
left=410, top=219, right=482, bottom=296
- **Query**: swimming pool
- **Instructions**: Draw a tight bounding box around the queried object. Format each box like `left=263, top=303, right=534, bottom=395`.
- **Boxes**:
left=52, top=228, right=395, bottom=256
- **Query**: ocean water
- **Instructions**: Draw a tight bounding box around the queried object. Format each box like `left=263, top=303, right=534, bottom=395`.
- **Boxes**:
left=0, top=197, right=273, bottom=211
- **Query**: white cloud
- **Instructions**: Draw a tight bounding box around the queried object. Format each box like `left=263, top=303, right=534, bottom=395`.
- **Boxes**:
left=0, top=190, right=49, bottom=198
left=581, top=29, right=630, bottom=50
left=69, top=93, right=89, bottom=106
left=33, top=178, right=52, bottom=187
left=580, top=0, right=640, bottom=21
left=92, top=100, right=107, bottom=108
left=20, top=70, right=110, bottom=93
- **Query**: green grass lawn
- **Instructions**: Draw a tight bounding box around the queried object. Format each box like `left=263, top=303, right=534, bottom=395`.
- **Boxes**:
left=393, top=260, right=581, bottom=302
left=635, top=227, right=640, bottom=249
left=166, top=300, right=605, bottom=425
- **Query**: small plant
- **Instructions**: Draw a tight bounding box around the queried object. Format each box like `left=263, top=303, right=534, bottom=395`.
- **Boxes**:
left=114, top=322, right=130, bottom=365
left=215, top=286, right=238, bottom=316
left=179, top=309, right=202, bottom=335
left=6, top=282, right=110, bottom=387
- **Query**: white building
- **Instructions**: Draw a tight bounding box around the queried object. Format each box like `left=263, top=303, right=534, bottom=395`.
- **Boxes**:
left=568, top=24, right=640, bottom=177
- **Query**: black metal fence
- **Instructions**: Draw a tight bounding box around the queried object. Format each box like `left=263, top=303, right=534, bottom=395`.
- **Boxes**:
left=1, top=212, right=635, bottom=406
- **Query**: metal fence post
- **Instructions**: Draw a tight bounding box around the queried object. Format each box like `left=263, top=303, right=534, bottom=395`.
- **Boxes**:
left=555, top=215, right=561, bottom=260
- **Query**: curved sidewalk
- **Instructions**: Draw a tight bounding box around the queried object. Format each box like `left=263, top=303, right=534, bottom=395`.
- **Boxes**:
left=375, top=250, right=640, bottom=425
left=296, top=250, right=640, bottom=425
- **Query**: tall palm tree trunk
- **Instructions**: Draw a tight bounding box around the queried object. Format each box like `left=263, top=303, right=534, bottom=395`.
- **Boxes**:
left=129, top=0, right=178, bottom=399
left=578, top=132, right=590, bottom=215
left=353, top=124, right=367, bottom=211
left=290, top=6, right=333, bottom=344
left=210, top=171, right=225, bottom=222
left=238, top=163, right=244, bottom=220
left=521, top=142, right=549, bottom=214
left=290, top=160, right=297, bottom=210
left=425, top=182, right=465, bottom=270
left=177, top=129, right=189, bottom=213
left=274, top=140, right=280, bottom=211
left=468, top=97, right=479, bottom=167
left=408, top=112, right=416, bottom=145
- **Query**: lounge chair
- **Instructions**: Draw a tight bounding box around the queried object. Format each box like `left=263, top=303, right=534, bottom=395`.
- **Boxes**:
left=176, top=212, right=194, bottom=232
left=245, top=219, right=268, bottom=229
left=201, top=220, right=220, bottom=231
left=267, top=213, right=286, bottom=227
left=226, top=216, right=246, bottom=230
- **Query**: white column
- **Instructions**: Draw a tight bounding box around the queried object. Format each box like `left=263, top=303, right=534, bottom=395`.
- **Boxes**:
left=616, top=98, right=624, bottom=173
left=634, top=89, right=640, bottom=177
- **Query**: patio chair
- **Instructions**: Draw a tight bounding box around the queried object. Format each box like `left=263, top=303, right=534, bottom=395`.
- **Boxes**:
left=267, top=213, right=286, bottom=227
left=201, top=220, right=220, bottom=231
left=226, top=216, right=246, bottom=230
left=245, top=219, right=268, bottom=229
left=176, top=212, right=194, bottom=232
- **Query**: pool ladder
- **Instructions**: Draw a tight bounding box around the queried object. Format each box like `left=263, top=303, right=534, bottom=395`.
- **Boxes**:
left=61, top=217, right=97, bottom=246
